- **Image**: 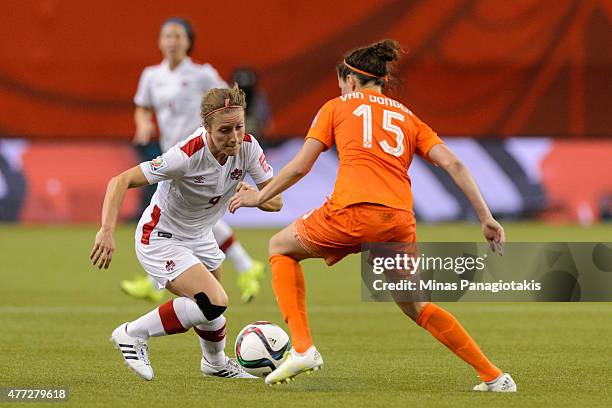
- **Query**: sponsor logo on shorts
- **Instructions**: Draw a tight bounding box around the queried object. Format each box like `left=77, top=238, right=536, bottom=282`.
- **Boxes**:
left=150, top=156, right=167, bottom=171
left=165, top=260, right=176, bottom=272
left=230, top=168, right=243, bottom=180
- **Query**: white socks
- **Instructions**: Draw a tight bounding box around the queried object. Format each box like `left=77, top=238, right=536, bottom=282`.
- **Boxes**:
left=125, top=297, right=227, bottom=365
left=226, top=242, right=253, bottom=273
left=212, top=220, right=253, bottom=273
left=194, top=315, right=227, bottom=365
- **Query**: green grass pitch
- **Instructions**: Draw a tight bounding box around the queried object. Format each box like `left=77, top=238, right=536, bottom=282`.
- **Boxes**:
left=1, top=222, right=611, bottom=407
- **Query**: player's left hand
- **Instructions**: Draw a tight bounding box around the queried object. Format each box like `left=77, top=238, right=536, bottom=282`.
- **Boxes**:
left=90, top=227, right=116, bottom=269
left=229, top=182, right=262, bottom=213
left=481, top=217, right=505, bottom=256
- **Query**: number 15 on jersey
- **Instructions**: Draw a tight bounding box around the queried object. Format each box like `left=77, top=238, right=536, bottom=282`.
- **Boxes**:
left=353, top=104, right=406, bottom=157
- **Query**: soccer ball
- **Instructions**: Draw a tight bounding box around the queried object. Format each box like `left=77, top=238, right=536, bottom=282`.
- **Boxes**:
left=235, top=321, right=291, bottom=377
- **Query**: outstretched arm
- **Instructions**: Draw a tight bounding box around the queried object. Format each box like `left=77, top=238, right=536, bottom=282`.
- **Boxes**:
left=228, top=138, right=325, bottom=213
left=90, top=166, right=150, bottom=269
left=427, top=144, right=505, bottom=255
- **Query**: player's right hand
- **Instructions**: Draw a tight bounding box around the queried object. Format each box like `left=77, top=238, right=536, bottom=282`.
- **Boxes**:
left=228, top=187, right=262, bottom=213
left=481, top=217, right=505, bottom=256
left=235, top=181, right=257, bottom=193
left=133, top=122, right=156, bottom=145
left=90, top=227, right=116, bottom=269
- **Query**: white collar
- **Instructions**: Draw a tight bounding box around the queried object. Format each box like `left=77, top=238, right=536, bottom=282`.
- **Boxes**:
left=162, top=57, right=191, bottom=73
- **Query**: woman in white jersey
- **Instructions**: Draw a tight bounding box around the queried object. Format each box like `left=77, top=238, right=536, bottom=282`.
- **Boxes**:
left=90, top=86, right=281, bottom=380
left=125, top=17, right=265, bottom=303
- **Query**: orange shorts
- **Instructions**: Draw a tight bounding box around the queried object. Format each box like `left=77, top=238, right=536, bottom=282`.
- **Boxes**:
left=293, top=201, right=416, bottom=266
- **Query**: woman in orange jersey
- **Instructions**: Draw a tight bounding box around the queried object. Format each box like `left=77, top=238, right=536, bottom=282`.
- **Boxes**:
left=229, top=39, right=516, bottom=392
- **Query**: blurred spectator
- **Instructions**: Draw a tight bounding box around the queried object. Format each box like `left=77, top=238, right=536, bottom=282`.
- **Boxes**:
left=0, top=140, right=27, bottom=221
left=600, top=193, right=612, bottom=221
left=232, top=67, right=274, bottom=148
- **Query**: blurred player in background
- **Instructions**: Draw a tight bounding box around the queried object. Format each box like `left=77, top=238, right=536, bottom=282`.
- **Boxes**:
left=126, top=17, right=265, bottom=303
left=229, top=39, right=516, bottom=392
left=90, top=86, right=280, bottom=380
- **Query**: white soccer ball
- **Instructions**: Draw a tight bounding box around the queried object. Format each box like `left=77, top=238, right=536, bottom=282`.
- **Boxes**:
left=234, top=321, right=291, bottom=377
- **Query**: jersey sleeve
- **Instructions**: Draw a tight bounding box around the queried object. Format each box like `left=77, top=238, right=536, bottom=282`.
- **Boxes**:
left=245, top=135, right=274, bottom=185
left=134, top=67, right=154, bottom=107
left=414, top=115, right=444, bottom=163
left=200, top=64, right=228, bottom=89
left=139, top=144, right=188, bottom=184
left=305, top=100, right=335, bottom=150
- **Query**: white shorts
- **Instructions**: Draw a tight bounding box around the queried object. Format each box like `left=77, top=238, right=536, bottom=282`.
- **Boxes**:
left=134, top=228, right=225, bottom=290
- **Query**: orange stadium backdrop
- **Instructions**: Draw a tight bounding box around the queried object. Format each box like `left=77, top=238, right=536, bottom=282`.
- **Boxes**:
left=2, top=0, right=611, bottom=140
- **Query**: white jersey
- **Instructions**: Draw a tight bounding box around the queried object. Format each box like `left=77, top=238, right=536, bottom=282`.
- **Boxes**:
left=134, top=57, right=228, bottom=152
left=137, top=128, right=273, bottom=242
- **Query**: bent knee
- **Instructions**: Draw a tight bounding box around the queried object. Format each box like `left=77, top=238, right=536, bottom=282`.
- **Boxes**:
left=194, top=291, right=227, bottom=321
left=212, top=290, right=229, bottom=308
left=268, top=232, right=286, bottom=256
left=203, top=288, right=228, bottom=308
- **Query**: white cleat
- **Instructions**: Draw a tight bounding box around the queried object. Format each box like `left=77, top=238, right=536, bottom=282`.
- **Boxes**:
left=473, top=373, right=517, bottom=392
left=200, top=356, right=258, bottom=379
left=110, top=322, right=154, bottom=381
left=265, top=346, right=323, bottom=385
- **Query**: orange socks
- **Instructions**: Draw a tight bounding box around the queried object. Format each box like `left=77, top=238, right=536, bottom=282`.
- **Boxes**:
left=269, top=254, right=312, bottom=353
left=417, top=303, right=502, bottom=382
left=268, top=256, right=500, bottom=379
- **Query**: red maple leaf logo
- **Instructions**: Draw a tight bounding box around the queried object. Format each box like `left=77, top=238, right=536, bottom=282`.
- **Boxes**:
left=230, top=168, right=243, bottom=180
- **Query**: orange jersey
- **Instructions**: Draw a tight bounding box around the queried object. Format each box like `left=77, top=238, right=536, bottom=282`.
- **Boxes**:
left=306, top=89, right=444, bottom=212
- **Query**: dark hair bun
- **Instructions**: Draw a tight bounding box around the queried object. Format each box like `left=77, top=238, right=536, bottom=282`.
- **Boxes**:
left=371, top=39, right=401, bottom=62
left=338, top=38, right=402, bottom=86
